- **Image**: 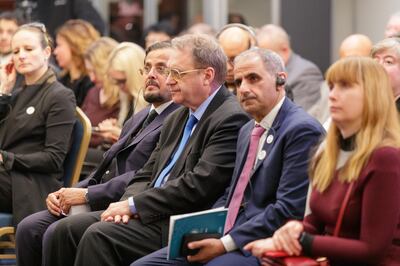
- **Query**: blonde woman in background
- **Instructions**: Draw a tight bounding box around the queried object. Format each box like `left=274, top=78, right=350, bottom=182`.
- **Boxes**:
left=97, top=42, right=147, bottom=142
left=82, top=37, right=119, bottom=149
left=54, top=19, right=100, bottom=106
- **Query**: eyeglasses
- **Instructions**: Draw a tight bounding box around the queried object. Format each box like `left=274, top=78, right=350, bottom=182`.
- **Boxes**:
left=164, top=68, right=205, bottom=81
left=139, top=65, right=167, bottom=76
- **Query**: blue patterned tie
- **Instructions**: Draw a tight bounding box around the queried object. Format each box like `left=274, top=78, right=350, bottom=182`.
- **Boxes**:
left=154, top=115, right=198, bottom=187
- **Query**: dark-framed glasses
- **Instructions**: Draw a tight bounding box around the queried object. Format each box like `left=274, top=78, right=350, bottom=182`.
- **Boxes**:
left=139, top=65, right=167, bottom=76
left=164, top=68, right=206, bottom=81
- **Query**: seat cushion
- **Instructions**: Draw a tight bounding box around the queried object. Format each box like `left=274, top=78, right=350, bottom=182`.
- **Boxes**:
left=0, top=213, right=12, bottom=227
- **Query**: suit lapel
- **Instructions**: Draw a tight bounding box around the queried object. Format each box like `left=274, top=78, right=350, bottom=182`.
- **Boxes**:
left=106, top=107, right=149, bottom=159
left=225, top=123, right=252, bottom=203
left=126, top=103, right=178, bottom=149
left=153, top=108, right=188, bottom=180
left=251, top=98, right=290, bottom=175
left=169, top=87, right=230, bottom=177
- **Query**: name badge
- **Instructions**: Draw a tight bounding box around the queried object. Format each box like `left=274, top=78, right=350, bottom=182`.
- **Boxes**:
left=258, top=150, right=267, bottom=160
left=26, top=106, right=35, bottom=115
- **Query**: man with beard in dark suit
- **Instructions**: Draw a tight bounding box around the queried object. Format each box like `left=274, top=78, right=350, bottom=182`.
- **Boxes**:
left=44, top=34, right=250, bottom=266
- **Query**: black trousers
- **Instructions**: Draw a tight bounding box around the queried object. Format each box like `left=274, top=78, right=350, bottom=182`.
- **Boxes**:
left=16, top=210, right=60, bottom=266
left=46, top=210, right=165, bottom=266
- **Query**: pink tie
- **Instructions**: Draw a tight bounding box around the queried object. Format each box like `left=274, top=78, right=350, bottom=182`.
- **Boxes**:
left=224, top=125, right=266, bottom=234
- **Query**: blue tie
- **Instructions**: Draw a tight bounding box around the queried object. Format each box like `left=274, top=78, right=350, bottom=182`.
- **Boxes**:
left=154, top=115, right=198, bottom=187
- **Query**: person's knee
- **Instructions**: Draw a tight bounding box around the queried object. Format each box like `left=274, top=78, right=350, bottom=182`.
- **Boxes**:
left=80, top=221, right=112, bottom=242
left=16, top=211, right=50, bottom=243
left=16, top=215, right=35, bottom=243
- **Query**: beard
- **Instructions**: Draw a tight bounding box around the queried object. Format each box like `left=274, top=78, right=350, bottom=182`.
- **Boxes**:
left=144, top=90, right=165, bottom=103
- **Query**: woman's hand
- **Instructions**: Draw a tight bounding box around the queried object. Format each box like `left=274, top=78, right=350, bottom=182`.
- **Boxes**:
left=272, top=220, right=304, bottom=256
left=0, top=62, right=16, bottom=94
left=96, top=118, right=121, bottom=142
left=244, top=238, right=276, bottom=258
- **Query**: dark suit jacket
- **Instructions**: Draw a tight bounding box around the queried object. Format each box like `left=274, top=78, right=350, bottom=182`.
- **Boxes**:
left=0, top=70, right=76, bottom=224
left=285, top=52, right=324, bottom=111
left=76, top=103, right=179, bottom=211
left=214, top=98, right=325, bottom=249
left=120, top=86, right=250, bottom=241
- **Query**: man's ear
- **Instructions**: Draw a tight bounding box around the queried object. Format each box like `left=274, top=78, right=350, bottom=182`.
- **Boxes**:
left=203, top=67, right=215, bottom=86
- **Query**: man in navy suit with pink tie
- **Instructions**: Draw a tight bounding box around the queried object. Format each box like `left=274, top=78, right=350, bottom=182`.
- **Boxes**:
left=133, top=48, right=324, bottom=266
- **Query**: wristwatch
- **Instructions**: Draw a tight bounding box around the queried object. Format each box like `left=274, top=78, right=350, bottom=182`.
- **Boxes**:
left=84, top=189, right=89, bottom=203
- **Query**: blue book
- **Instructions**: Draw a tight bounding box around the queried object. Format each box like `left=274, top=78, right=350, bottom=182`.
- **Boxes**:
left=167, top=207, right=228, bottom=260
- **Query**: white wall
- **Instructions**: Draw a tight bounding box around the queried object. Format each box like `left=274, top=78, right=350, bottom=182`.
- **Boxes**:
left=355, top=0, right=400, bottom=42
left=331, top=0, right=354, bottom=61
left=228, top=0, right=271, bottom=28
left=331, top=0, right=400, bottom=61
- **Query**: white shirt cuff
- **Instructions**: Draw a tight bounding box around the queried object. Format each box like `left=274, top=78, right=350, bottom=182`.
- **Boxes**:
left=220, top=234, right=238, bottom=252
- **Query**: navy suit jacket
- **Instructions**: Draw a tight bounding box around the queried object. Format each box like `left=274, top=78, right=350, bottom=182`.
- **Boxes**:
left=214, top=98, right=325, bottom=249
left=76, top=103, right=179, bottom=210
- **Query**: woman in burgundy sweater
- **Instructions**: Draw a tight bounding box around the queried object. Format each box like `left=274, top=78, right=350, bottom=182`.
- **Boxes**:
left=245, top=57, right=400, bottom=265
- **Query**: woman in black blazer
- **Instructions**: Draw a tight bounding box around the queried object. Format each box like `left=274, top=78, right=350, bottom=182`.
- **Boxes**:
left=0, top=22, right=76, bottom=224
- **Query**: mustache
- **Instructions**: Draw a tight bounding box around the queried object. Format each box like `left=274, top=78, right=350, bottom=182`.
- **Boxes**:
left=240, top=95, right=256, bottom=102
left=146, top=80, right=159, bottom=87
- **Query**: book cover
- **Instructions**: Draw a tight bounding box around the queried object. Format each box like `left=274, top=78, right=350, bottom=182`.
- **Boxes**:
left=167, top=207, right=228, bottom=260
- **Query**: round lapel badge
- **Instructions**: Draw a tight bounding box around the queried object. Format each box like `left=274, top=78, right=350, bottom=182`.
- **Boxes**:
left=26, top=106, right=35, bottom=115
left=258, top=150, right=267, bottom=160
left=266, top=134, right=274, bottom=144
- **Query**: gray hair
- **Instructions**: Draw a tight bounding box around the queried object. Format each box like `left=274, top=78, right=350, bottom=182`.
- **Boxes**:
left=371, top=37, right=400, bottom=59
left=234, top=47, right=286, bottom=76
left=171, top=34, right=227, bottom=85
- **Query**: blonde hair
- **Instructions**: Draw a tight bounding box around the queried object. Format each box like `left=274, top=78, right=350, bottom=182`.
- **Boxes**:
left=84, top=37, right=119, bottom=108
left=56, top=19, right=100, bottom=77
left=311, top=56, right=400, bottom=192
left=107, top=42, right=147, bottom=125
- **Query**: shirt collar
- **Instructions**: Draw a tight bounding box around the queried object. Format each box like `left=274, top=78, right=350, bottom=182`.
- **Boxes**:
left=190, top=86, right=221, bottom=121
left=257, top=97, right=285, bottom=130
left=150, top=100, right=173, bottom=115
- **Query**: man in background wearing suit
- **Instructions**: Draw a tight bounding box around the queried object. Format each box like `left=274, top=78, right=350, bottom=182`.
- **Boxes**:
left=15, top=41, right=179, bottom=266
left=257, top=24, right=324, bottom=111
left=371, top=37, right=400, bottom=113
left=133, top=48, right=324, bottom=266
left=44, top=34, right=250, bottom=266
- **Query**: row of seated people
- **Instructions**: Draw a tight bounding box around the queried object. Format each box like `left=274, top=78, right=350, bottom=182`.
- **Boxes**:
left=0, top=27, right=396, bottom=266
left=1, top=12, right=397, bottom=183
left=2, top=13, right=395, bottom=266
